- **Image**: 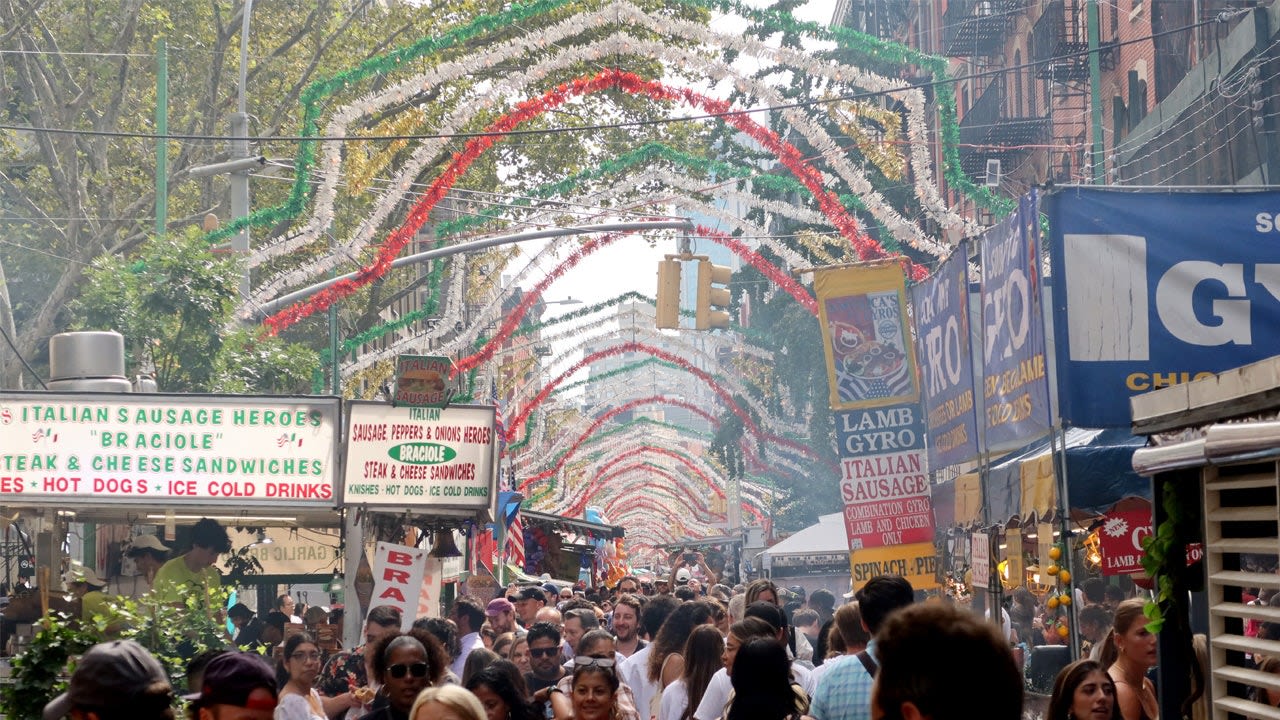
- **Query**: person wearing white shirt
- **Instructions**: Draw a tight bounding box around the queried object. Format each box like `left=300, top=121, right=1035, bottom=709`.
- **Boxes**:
left=450, top=595, right=488, bottom=678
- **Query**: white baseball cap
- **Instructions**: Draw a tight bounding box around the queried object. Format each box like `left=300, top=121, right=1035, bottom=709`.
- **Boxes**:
left=675, top=568, right=692, bottom=584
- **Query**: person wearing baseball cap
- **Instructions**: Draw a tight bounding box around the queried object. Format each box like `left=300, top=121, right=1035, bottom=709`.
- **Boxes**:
left=485, top=596, right=519, bottom=636
left=112, top=534, right=169, bottom=600
left=183, top=651, right=278, bottom=720
left=66, top=563, right=110, bottom=622
left=43, top=639, right=175, bottom=720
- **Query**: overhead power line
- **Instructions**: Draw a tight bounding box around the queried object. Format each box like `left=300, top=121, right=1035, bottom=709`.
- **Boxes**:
left=0, top=12, right=1240, bottom=144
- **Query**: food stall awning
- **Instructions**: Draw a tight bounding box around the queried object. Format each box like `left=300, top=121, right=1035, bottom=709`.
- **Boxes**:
left=947, top=428, right=1150, bottom=527
left=521, top=510, right=624, bottom=540
left=759, top=513, right=846, bottom=559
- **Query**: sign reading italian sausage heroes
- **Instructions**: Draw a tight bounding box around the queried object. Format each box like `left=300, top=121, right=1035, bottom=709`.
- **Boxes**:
left=0, top=394, right=338, bottom=505
left=344, top=402, right=495, bottom=508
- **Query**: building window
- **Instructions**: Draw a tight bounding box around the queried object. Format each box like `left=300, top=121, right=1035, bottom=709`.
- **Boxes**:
left=1014, top=50, right=1024, bottom=116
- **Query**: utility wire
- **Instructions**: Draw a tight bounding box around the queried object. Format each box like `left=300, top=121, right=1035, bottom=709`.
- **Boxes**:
left=0, top=12, right=1242, bottom=144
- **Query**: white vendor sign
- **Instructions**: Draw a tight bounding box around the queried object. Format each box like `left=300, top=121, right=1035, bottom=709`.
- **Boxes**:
left=0, top=393, right=339, bottom=507
left=344, top=402, right=495, bottom=508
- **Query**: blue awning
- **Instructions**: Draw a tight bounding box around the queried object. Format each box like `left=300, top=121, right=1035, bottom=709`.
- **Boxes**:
left=980, top=427, right=1150, bottom=524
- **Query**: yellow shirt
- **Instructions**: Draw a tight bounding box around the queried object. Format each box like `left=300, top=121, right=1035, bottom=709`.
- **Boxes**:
left=151, top=555, right=221, bottom=603
left=80, top=590, right=110, bottom=621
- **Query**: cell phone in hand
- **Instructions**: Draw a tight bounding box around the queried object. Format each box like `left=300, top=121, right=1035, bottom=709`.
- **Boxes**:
left=684, top=553, right=697, bottom=564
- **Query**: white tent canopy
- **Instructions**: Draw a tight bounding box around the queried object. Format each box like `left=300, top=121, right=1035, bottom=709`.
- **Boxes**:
left=759, top=512, right=848, bottom=569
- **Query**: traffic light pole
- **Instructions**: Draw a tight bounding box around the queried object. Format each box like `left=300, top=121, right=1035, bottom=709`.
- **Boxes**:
left=253, top=219, right=694, bottom=319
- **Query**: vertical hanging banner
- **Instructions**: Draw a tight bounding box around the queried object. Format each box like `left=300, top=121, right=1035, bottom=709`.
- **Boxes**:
left=980, top=192, right=1052, bottom=449
left=910, top=241, right=980, bottom=469
left=370, top=541, right=427, bottom=631
left=818, top=263, right=937, bottom=592
left=816, top=263, right=919, bottom=410
left=1045, top=189, right=1280, bottom=427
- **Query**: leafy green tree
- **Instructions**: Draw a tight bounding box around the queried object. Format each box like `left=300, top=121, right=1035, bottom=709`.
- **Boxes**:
left=71, top=226, right=316, bottom=393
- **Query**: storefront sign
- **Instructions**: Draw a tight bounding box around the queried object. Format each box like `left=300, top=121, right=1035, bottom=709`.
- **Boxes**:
left=1046, top=189, right=1280, bottom=426
left=394, top=355, right=453, bottom=408
left=911, top=241, right=980, bottom=468
left=223, top=527, right=340, bottom=575
left=836, top=404, right=933, bottom=550
left=344, top=402, right=495, bottom=508
left=370, top=541, right=427, bottom=631
left=971, top=531, right=990, bottom=589
left=980, top=192, right=1051, bottom=448
left=849, top=542, right=940, bottom=592
left=1099, top=510, right=1152, bottom=576
left=816, top=263, right=919, bottom=411
left=0, top=394, right=338, bottom=506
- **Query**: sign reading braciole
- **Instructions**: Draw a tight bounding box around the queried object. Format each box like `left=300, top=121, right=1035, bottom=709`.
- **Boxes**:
left=0, top=393, right=339, bottom=505
left=343, top=402, right=495, bottom=508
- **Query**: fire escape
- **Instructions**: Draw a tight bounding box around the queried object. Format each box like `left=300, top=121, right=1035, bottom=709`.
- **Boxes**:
left=1031, top=0, right=1116, bottom=182
left=947, top=1, right=1048, bottom=184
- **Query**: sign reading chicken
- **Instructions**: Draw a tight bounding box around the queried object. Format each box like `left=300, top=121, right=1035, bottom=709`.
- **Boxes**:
left=394, top=355, right=452, bottom=408
left=815, top=262, right=919, bottom=411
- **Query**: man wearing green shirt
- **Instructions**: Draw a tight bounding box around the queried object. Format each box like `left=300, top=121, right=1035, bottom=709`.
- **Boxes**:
left=152, top=517, right=232, bottom=603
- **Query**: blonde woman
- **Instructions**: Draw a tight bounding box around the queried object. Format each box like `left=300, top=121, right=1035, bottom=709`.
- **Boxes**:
left=410, top=685, right=486, bottom=720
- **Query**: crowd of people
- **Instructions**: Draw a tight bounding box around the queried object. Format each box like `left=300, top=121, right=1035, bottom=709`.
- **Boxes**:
left=31, top=525, right=1192, bottom=720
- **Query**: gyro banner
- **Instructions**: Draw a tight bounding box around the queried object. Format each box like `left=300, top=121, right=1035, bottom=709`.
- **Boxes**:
left=980, top=191, right=1051, bottom=449
left=909, top=241, right=980, bottom=468
left=1046, top=188, right=1280, bottom=427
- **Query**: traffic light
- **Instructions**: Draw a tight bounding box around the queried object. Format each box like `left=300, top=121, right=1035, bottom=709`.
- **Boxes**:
left=656, top=259, right=682, bottom=329
left=695, top=260, right=732, bottom=330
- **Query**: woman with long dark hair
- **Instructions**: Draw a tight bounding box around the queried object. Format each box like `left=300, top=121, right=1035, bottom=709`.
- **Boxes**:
left=277, top=633, right=327, bottom=720
left=659, top=625, right=725, bottom=720
left=724, top=639, right=807, bottom=720
left=569, top=657, right=625, bottom=720
left=465, top=660, right=540, bottom=720
left=1047, top=660, right=1121, bottom=720
left=1100, top=599, right=1159, bottom=720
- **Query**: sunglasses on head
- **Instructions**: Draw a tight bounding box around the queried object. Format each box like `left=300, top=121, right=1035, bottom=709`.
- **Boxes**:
left=388, top=662, right=429, bottom=679
left=529, top=647, right=560, bottom=658
left=573, top=656, right=616, bottom=669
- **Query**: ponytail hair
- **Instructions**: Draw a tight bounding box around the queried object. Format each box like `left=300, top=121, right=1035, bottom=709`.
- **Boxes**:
left=1100, top=598, right=1147, bottom=669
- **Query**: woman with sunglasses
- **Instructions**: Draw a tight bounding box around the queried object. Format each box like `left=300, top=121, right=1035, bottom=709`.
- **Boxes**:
left=359, top=635, right=432, bottom=720
left=277, top=633, right=328, bottom=720
left=558, top=656, right=634, bottom=720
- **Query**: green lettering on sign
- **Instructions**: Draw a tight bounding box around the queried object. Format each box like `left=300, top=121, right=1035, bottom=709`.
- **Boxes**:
left=388, top=442, right=457, bottom=465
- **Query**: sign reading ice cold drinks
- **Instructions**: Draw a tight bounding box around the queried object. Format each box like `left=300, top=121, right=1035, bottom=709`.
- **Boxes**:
left=344, top=402, right=495, bottom=508
left=0, top=394, right=339, bottom=505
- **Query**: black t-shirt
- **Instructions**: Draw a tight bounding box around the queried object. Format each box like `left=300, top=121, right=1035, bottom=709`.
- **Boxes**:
left=525, top=669, right=566, bottom=717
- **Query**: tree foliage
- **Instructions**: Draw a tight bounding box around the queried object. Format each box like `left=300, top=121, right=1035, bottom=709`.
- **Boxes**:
left=70, top=227, right=316, bottom=393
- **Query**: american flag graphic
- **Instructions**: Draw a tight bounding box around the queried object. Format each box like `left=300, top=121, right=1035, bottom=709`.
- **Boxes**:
left=505, top=512, right=525, bottom=570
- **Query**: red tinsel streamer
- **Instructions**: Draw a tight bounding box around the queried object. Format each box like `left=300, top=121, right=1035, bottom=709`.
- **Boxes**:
left=263, top=68, right=905, bottom=335
left=508, top=342, right=817, bottom=469
left=593, top=462, right=712, bottom=519
left=565, top=446, right=720, bottom=517
left=513, top=396, right=720, bottom=468
left=518, top=394, right=723, bottom=492
left=453, top=232, right=623, bottom=377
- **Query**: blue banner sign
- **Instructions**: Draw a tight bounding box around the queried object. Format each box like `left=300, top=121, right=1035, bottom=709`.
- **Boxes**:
left=980, top=192, right=1052, bottom=447
left=911, top=242, right=980, bottom=469
left=1046, top=188, right=1280, bottom=427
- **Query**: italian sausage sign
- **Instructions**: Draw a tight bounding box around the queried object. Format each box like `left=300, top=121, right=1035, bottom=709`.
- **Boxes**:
left=343, top=402, right=495, bottom=508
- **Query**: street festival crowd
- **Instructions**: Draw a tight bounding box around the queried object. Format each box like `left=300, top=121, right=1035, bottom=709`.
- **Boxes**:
left=22, top=517, right=1213, bottom=720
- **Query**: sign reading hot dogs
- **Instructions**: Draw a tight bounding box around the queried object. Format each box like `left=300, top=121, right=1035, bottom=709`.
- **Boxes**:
left=0, top=393, right=339, bottom=506
left=343, top=402, right=495, bottom=508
